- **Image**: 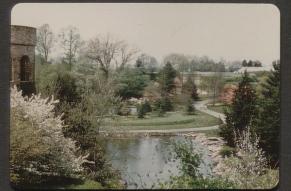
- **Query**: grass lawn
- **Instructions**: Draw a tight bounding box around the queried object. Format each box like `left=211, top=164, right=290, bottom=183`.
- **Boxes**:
left=207, top=105, right=227, bottom=114
left=14, top=178, right=106, bottom=190
left=64, top=180, right=104, bottom=189
left=102, top=110, right=221, bottom=131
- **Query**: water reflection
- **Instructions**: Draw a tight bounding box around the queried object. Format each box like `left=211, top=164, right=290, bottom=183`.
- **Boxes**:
left=103, top=136, right=212, bottom=189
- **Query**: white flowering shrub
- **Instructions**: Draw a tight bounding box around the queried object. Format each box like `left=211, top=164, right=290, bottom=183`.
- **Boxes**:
left=221, top=127, right=278, bottom=189
left=10, top=86, right=87, bottom=184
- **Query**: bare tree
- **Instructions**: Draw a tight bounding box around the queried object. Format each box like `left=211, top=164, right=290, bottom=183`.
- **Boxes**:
left=117, top=42, right=139, bottom=71
left=59, top=26, right=82, bottom=70
left=36, top=24, right=54, bottom=64
left=202, top=65, right=224, bottom=105
left=86, top=34, right=138, bottom=78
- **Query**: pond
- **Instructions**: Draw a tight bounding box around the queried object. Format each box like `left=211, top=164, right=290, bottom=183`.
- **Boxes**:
left=103, top=136, right=213, bottom=189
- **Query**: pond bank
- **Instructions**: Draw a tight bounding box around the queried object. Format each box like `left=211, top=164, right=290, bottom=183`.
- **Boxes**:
left=100, top=130, right=225, bottom=176
left=182, top=132, right=225, bottom=175
left=99, top=124, right=219, bottom=136
left=102, top=134, right=214, bottom=189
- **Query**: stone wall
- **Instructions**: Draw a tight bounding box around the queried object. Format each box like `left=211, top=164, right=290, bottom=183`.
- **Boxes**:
left=10, top=25, right=36, bottom=95
left=11, top=25, right=36, bottom=46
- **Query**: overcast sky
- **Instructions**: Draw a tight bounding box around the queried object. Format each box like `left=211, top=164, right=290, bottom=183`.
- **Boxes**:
left=11, top=3, right=280, bottom=66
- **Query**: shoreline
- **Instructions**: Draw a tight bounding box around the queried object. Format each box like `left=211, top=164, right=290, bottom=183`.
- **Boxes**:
left=100, top=130, right=225, bottom=175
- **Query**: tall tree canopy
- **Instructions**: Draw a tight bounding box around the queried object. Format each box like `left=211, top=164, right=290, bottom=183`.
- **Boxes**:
left=158, top=62, right=177, bottom=95
left=182, top=76, right=199, bottom=101
left=220, top=71, right=257, bottom=146
left=59, top=26, right=83, bottom=70
left=36, top=24, right=55, bottom=64
left=253, top=61, right=280, bottom=164
left=86, top=34, right=138, bottom=79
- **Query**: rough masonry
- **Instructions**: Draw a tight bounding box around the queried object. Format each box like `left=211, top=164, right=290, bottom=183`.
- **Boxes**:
left=10, top=25, right=36, bottom=95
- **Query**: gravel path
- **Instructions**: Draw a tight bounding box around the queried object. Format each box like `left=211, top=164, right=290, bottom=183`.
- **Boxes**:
left=195, top=100, right=226, bottom=123
left=100, top=99, right=226, bottom=134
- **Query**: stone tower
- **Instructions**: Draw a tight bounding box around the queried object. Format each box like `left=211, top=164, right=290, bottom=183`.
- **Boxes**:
left=10, top=25, right=36, bottom=95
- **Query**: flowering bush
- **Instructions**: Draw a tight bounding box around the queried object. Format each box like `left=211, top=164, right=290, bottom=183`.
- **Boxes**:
left=10, top=86, right=88, bottom=184
left=221, top=128, right=278, bottom=189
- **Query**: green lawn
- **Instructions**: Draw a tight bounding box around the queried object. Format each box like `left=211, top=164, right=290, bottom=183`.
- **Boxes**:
left=207, top=105, right=227, bottom=114
left=64, top=180, right=104, bottom=189
left=102, top=111, right=222, bottom=131
left=14, top=178, right=106, bottom=190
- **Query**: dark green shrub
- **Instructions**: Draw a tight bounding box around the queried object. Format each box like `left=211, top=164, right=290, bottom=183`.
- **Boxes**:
left=137, top=104, right=146, bottom=118
left=161, top=97, right=173, bottom=111
left=173, top=140, right=201, bottom=178
left=153, top=97, right=173, bottom=116
left=185, top=99, right=195, bottom=115
left=143, top=100, right=152, bottom=113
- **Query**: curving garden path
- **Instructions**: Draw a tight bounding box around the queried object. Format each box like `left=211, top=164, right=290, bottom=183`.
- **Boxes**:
left=100, top=99, right=226, bottom=134
left=195, top=100, right=226, bottom=123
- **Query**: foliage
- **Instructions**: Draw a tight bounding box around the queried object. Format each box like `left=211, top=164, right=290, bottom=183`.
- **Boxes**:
left=137, top=103, right=146, bottom=118
left=136, top=53, right=159, bottom=74
left=220, top=128, right=278, bottom=189
left=159, top=138, right=234, bottom=189
left=10, top=86, right=86, bottom=185
left=199, top=72, right=224, bottom=105
left=163, top=54, right=226, bottom=72
left=252, top=61, right=280, bottom=164
left=242, top=59, right=262, bottom=67
left=161, top=128, right=278, bottom=189
left=219, top=84, right=237, bottom=105
left=60, top=75, right=122, bottom=186
left=163, top=53, right=190, bottom=72
left=159, top=175, right=234, bottom=189
left=136, top=100, right=152, bottom=119
left=158, top=62, right=177, bottom=95
left=185, top=99, right=195, bottom=115
left=153, top=96, right=173, bottom=115
left=182, top=76, right=199, bottom=101
left=227, top=60, right=242, bottom=72
left=36, top=63, right=80, bottom=104
left=219, top=146, right=236, bottom=158
left=189, top=56, right=226, bottom=72
left=220, top=71, right=257, bottom=146
left=65, top=179, right=123, bottom=189
left=143, top=81, right=162, bottom=101
left=172, top=140, right=201, bottom=178
left=66, top=180, right=103, bottom=189
left=143, top=100, right=152, bottom=113
left=116, top=67, right=150, bottom=99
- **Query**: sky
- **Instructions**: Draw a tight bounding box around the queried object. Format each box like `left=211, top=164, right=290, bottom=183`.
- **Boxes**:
left=11, top=3, right=280, bottom=66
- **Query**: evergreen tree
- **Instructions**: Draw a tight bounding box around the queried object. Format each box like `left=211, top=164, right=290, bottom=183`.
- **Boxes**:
left=253, top=61, right=280, bottom=164
left=153, top=96, right=173, bottom=114
left=183, top=76, right=199, bottom=101
left=186, top=99, right=195, bottom=115
left=137, top=103, right=146, bottom=118
left=220, top=71, right=257, bottom=146
left=143, top=100, right=152, bottom=113
left=247, top=60, right=254, bottom=67
left=159, top=62, right=177, bottom=95
left=242, top=59, right=248, bottom=67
